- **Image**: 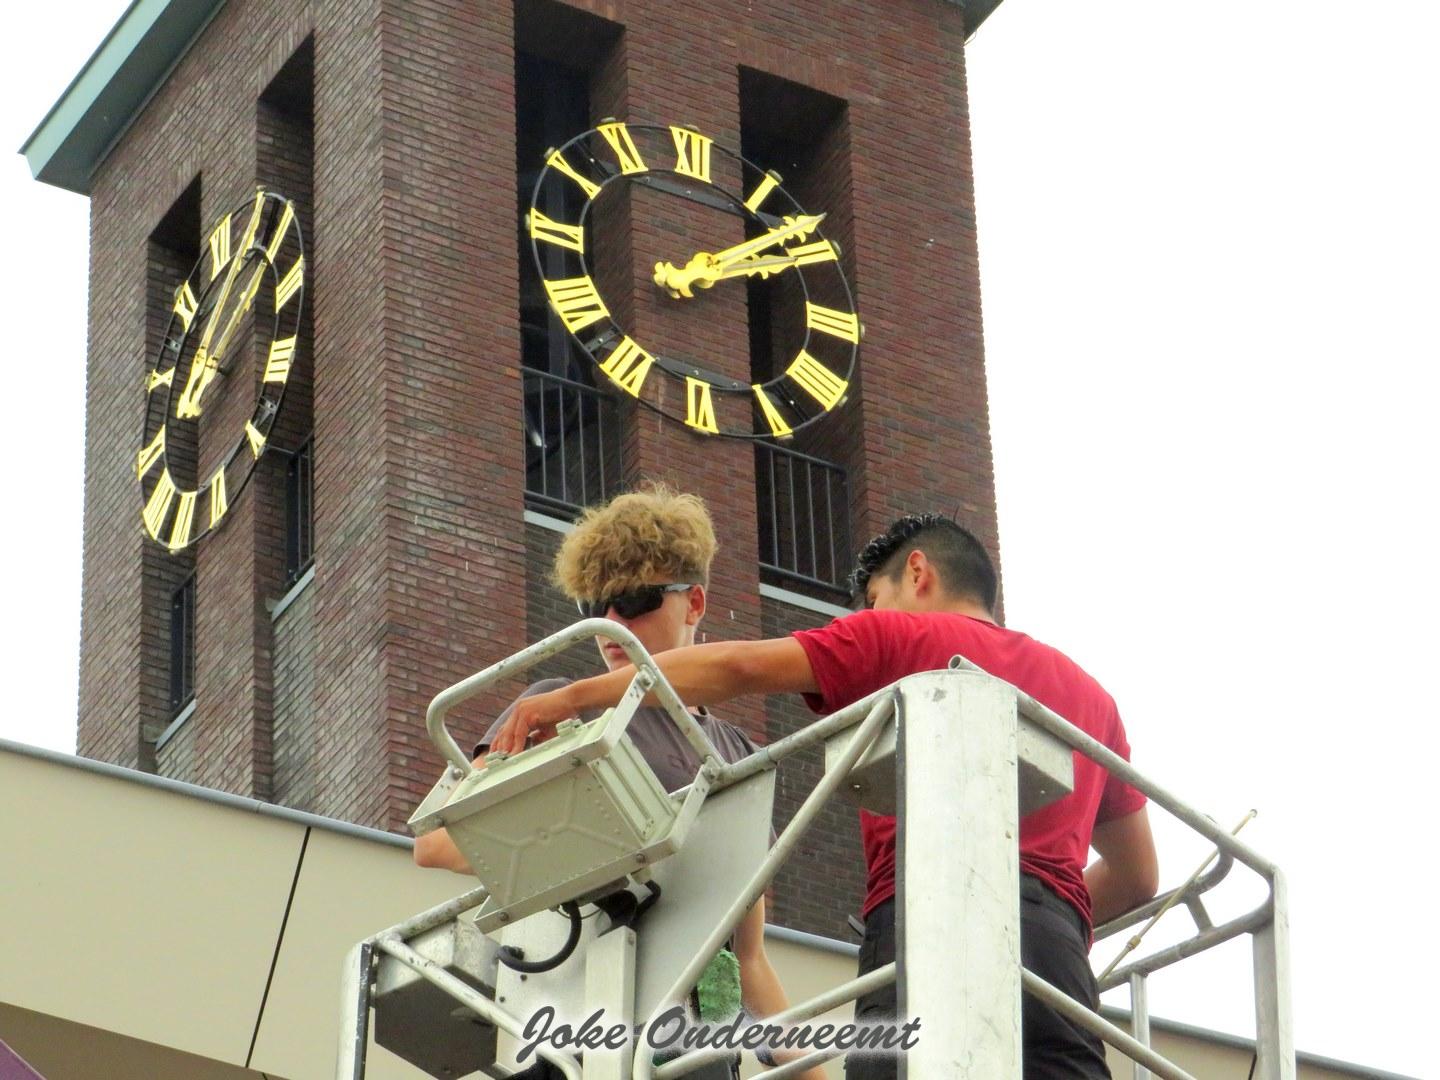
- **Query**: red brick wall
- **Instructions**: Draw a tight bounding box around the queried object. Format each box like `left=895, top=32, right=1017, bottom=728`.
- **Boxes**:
left=78, top=0, right=1000, bottom=930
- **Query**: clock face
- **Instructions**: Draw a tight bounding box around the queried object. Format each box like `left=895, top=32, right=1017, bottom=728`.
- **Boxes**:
left=526, top=121, right=859, bottom=439
left=136, top=188, right=305, bottom=550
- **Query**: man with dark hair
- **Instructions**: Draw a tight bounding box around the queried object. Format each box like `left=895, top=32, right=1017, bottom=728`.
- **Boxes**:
left=493, top=513, right=1160, bottom=1079
left=851, top=511, right=999, bottom=611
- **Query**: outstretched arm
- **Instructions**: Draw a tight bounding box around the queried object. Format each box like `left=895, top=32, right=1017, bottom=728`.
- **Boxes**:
left=488, top=637, right=817, bottom=755
left=1085, top=806, right=1160, bottom=925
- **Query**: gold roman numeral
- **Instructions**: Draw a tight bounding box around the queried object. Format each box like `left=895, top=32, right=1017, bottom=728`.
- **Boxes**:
left=168, top=491, right=197, bottom=551
left=264, top=201, right=296, bottom=262
left=671, top=127, right=712, bottom=183
left=275, top=256, right=304, bottom=310
left=785, top=239, right=838, bottom=266
left=598, top=337, right=653, bottom=397
left=264, top=336, right=297, bottom=382
left=136, top=426, right=166, bottom=478
left=527, top=209, right=586, bottom=253
left=245, top=421, right=266, bottom=458
left=546, top=149, right=601, bottom=200
left=208, top=215, right=232, bottom=278
left=753, top=385, right=793, bottom=437
left=805, top=302, right=861, bottom=343
left=744, top=172, right=780, bottom=214
left=685, top=377, right=718, bottom=433
left=147, top=368, right=175, bottom=393
left=142, top=470, right=177, bottom=539
left=208, top=469, right=228, bottom=527
left=598, top=122, right=647, bottom=175
left=173, top=281, right=199, bottom=331
left=786, top=350, right=849, bottom=410
left=543, top=276, right=611, bottom=334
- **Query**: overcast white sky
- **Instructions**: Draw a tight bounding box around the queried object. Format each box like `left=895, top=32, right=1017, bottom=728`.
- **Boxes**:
left=3, top=2, right=1436, bottom=1075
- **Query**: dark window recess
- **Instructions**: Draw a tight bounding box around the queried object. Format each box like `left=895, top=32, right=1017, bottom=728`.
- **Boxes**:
left=285, top=434, right=314, bottom=585
left=523, top=367, right=623, bottom=518
left=516, top=50, right=621, bottom=516
left=169, top=573, right=196, bottom=714
left=756, top=444, right=851, bottom=596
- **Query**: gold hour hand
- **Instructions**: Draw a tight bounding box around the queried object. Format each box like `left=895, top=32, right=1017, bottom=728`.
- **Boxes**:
left=174, top=347, right=218, bottom=419
left=654, top=213, right=825, bottom=299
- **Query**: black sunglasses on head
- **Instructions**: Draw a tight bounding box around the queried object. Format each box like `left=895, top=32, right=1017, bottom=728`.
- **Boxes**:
left=576, top=583, right=696, bottom=620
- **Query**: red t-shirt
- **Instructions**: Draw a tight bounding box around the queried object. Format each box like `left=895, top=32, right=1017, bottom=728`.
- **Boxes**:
left=792, top=608, right=1146, bottom=930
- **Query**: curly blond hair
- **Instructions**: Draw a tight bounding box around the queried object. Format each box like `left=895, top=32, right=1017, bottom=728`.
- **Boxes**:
left=553, top=484, right=717, bottom=601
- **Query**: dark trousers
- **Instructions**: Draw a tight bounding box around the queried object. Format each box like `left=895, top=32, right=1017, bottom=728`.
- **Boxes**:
left=845, top=877, right=1112, bottom=1079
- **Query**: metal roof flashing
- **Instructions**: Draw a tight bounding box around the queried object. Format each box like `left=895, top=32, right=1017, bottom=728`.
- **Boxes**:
left=19, top=0, right=228, bottom=195
left=0, top=735, right=412, bottom=849
left=25, top=0, right=1005, bottom=195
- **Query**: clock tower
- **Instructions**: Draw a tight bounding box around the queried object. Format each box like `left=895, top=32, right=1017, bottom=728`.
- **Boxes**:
left=29, top=0, right=1004, bottom=941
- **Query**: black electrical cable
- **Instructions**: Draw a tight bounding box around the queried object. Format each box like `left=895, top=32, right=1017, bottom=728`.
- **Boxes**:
left=497, top=901, right=583, bottom=973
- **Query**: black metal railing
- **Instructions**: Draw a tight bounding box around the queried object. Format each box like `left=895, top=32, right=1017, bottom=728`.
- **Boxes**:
left=756, top=444, right=850, bottom=595
left=522, top=367, right=624, bottom=517
left=285, top=434, right=314, bottom=585
left=169, top=572, right=196, bottom=714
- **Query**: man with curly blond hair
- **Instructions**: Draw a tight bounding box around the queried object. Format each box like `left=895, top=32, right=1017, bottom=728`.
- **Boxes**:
left=415, top=485, right=823, bottom=1080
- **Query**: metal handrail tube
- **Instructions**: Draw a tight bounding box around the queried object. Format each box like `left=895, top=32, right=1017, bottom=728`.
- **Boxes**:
left=712, top=683, right=897, bottom=789
left=1100, top=811, right=1254, bottom=983
left=373, top=935, right=582, bottom=1080
left=424, top=619, right=719, bottom=777
left=1097, top=901, right=1273, bottom=991
left=1182, top=895, right=1214, bottom=931
left=337, top=943, right=373, bottom=1080
left=653, top=964, right=898, bottom=1079
left=639, top=694, right=896, bottom=1080
left=948, top=658, right=1280, bottom=881
left=382, top=886, right=489, bottom=943
left=1021, top=970, right=1197, bottom=1080
left=1093, top=851, right=1234, bottom=941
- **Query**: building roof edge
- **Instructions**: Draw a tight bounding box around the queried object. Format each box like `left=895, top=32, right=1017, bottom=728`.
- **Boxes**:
left=0, top=735, right=411, bottom=850
left=19, top=0, right=227, bottom=195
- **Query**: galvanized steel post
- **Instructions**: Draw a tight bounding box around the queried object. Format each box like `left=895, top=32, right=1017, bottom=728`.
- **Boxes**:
left=898, top=669, right=1022, bottom=1076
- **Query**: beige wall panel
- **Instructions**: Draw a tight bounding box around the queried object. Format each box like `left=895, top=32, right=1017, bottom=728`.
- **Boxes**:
left=0, top=1001, right=265, bottom=1080
left=0, top=750, right=300, bottom=1066
left=248, top=827, right=478, bottom=1079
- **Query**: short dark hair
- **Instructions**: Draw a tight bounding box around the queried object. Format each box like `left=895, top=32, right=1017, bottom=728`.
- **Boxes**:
left=851, top=513, right=998, bottom=611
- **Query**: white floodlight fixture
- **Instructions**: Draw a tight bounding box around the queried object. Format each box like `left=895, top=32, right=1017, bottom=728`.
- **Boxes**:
left=408, top=621, right=720, bottom=934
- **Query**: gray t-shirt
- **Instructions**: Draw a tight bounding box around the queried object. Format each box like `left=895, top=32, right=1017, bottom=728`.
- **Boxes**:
left=476, top=677, right=759, bottom=793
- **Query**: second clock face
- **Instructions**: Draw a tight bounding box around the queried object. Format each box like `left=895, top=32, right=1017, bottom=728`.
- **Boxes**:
left=137, top=188, right=305, bottom=550
left=527, top=121, right=860, bottom=440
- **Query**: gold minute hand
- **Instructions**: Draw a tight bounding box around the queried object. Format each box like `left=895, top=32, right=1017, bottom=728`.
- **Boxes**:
left=654, top=213, right=825, bottom=299
left=175, top=198, right=268, bottom=417
left=710, top=213, right=825, bottom=270
left=208, top=263, right=267, bottom=372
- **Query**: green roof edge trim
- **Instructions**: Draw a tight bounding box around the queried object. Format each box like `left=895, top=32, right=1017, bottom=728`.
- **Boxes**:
left=19, top=0, right=228, bottom=195
left=939, top=0, right=1005, bottom=39
left=963, top=0, right=1005, bottom=38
